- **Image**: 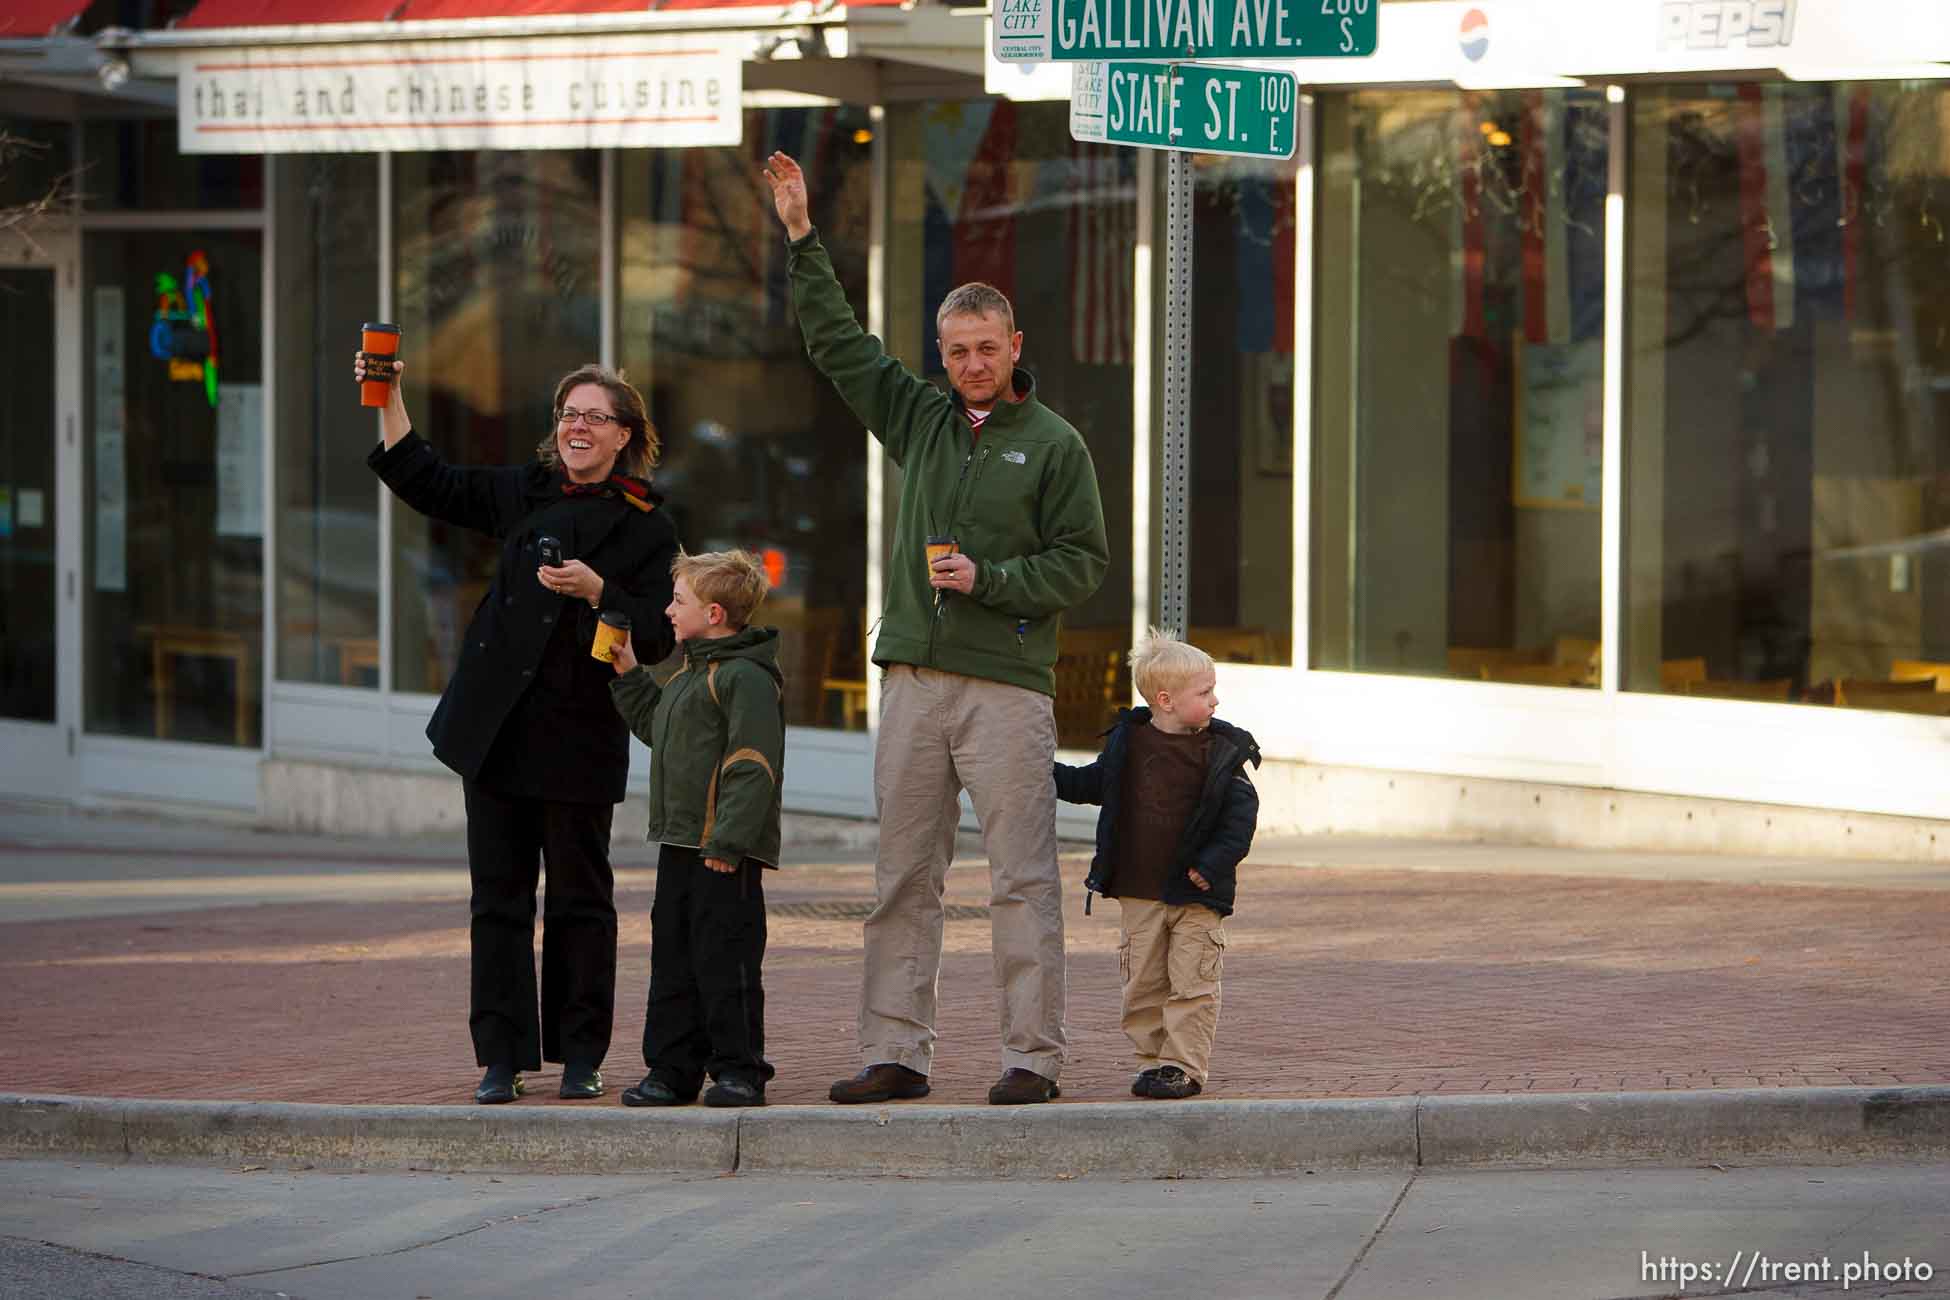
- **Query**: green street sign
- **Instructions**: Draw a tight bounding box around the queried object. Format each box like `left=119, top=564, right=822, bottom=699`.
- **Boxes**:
left=1069, top=60, right=1298, bottom=160
left=994, top=0, right=1375, bottom=64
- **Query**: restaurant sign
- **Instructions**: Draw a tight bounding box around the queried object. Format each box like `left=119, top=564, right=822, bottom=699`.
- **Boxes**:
left=178, top=34, right=742, bottom=155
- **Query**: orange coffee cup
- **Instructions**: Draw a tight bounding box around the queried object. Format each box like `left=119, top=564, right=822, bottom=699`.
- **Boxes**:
left=925, top=534, right=959, bottom=570
left=360, top=321, right=401, bottom=408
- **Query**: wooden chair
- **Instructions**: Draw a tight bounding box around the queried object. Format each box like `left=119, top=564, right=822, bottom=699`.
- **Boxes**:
left=1890, top=658, right=1950, bottom=691
left=1448, top=645, right=1547, bottom=680
left=1053, top=625, right=1127, bottom=745
left=1681, top=677, right=1792, bottom=702
left=1551, top=635, right=1602, bottom=686
left=1190, top=625, right=1279, bottom=665
left=1660, top=657, right=1707, bottom=692
left=143, top=624, right=254, bottom=746
left=1479, top=660, right=1595, bottom=687
left=1835, top=677, right=1938, bottom=709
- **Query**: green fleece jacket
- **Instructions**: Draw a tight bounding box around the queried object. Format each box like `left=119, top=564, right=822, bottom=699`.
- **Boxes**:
left=789, top=230, right=1111, bottom=696
left=609, top=626, right=785, bottom=868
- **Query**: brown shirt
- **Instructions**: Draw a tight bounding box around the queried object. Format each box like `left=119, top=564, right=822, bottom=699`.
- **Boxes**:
left=1109, top=723, right=1211, bottom=901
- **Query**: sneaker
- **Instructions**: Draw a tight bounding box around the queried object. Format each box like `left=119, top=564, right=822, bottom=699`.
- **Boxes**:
left=1148, top=1066, right=1203, bottom=1100
left=558, top=1062, right=604, bottom=1100
left=475, top=1064, right=523, bottom=1105
left=829, top=1063, right=931, bottom=1104
left=702, top=1077, right=767, bottom=1108
left=620, top=1074, right=694, bottom=1107
left=1132, top=1068, right=1162, bottom=1098
left=987, top=1068, right=1061, bottom=1105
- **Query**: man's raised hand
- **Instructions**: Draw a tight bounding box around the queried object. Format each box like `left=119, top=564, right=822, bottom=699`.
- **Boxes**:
left=763, top=151, right=813, bottom=242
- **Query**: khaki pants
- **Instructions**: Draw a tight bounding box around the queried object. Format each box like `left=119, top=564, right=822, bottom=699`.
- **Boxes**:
left=860, top=665, right=1065, bottom=1080
left=1119, top=899, right=1225, bottom=1084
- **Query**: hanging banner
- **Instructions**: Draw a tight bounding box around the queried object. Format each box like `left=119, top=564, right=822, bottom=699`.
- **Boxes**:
left=179, top=34, right=742, bottom=155
left=93, top=285, right=128, bottom=594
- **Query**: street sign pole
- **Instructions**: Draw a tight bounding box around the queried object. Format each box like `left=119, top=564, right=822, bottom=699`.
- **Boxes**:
left=1159, top=147, right=1193, bottom=641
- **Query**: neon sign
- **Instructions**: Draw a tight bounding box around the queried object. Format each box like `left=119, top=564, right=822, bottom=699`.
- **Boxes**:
left=151, top=250, right=219, bottom=408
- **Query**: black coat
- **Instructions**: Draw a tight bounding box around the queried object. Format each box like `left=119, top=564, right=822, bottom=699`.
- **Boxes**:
left=1052, top=708, right=1261, bottom=917
left=369, top=432, right=680, bottom=803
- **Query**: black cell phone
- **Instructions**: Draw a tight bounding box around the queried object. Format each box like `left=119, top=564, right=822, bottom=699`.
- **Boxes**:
left=538, top=535, right=564, bottom=568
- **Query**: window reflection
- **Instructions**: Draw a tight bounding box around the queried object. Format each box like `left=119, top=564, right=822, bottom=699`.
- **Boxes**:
left=1313, top=89, right=1609, bottom=687
left=1192, top=153, right=1297, bottom=667
left=275, top=154, right=381, bottom=687
left=1627, top=82, right=1950, bottom=715
left=390, top=150, right=601, bottom=694
left=892, top=101, right=1138, bottom=747
left=619, top=110, right=876, bottom=731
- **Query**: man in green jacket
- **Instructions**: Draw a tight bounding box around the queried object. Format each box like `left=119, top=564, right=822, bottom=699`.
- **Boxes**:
left=764, top=150, right=1111, bottom=1106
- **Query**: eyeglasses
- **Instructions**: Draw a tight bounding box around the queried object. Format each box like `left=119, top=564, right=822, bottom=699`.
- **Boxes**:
left=557, top=406, right=619, bottom=429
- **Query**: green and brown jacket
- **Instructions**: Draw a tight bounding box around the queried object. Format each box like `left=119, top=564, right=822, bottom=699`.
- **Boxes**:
left=610, top=626, right=785, bottom=868
left=789, top=230, right=1110, bottom=696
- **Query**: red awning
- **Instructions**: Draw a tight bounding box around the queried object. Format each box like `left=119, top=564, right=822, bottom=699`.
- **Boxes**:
left=0, top=1, right=90, bottom=37
left=179, top=0, right=903, bottom=27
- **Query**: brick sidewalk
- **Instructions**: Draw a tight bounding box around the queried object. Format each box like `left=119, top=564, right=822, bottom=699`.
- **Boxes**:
left=3, top=854, right=1945, bottom=1107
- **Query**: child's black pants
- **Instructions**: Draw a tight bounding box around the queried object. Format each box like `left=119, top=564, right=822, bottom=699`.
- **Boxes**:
left=642, top=843, right=774, bottom=1093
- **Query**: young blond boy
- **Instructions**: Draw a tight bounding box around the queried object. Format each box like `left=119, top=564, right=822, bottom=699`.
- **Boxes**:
left=1052, top=631, right=1260, bottom=1099
left=608, top=550, right=784, bottom=1108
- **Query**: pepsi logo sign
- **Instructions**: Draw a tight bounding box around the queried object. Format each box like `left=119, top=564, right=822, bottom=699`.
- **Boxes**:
left=1459, top=8, right=1490, bottom=62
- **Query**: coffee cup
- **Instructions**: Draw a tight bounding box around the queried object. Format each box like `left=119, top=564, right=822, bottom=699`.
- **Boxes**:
left=592, top=610, right=631, bottom=663
left=360, top=322, right=401, bottom=407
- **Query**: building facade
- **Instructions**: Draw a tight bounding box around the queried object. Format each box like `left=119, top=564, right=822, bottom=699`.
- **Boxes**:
left=2, top=0, right=1948, bottom=856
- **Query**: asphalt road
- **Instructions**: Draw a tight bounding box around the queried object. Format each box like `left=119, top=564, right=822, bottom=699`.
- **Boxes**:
left=1, top=1158, right=1947, bottom=1300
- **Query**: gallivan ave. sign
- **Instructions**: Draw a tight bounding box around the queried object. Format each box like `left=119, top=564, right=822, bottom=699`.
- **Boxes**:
left=177, top=34, right=742, bottom=154
left=994, top=0, right=1377, bottom=63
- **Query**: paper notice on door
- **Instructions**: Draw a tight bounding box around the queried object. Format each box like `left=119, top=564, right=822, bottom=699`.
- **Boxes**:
left=18, top=489, right=44, bottom=529
left=217, top=384, right=264, bottom=538
left=93, top=285, right=127, bottom=591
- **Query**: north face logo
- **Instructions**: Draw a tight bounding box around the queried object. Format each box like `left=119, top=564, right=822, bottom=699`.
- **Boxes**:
left=1003, top=450, right=1027, bottom=464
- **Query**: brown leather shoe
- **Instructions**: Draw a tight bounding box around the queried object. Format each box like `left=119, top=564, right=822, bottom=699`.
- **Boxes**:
left=829, top=1063, right=931, bottom=1104
left=987, top=1068, right=1060, bottom=1105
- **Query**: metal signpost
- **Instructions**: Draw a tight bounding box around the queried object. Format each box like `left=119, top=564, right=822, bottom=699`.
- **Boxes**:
left=997, top=0, right=1374, bottom=637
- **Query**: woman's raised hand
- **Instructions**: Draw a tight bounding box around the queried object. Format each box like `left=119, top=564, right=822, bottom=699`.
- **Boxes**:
left=353, top=352, right=412, bottom=449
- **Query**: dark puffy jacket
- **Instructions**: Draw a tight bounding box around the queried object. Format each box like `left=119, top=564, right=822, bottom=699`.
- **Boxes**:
left=1052, top=709, right=1261, bottom=917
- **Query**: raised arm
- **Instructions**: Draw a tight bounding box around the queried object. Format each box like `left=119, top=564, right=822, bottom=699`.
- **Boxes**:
left=763, top=151, right=950, bottom=467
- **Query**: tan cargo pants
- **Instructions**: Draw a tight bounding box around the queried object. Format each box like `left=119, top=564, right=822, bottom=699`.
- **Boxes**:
left=1119, top=898, right=1225, bottom=1084
left=860, top=665, right=1066, bottom=1080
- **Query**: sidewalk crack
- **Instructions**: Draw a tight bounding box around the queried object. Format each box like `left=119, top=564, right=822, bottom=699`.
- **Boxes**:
left=1320, top=1171, right=1417, bottom=1300
left=224, top=1194, right=605, bottom=1279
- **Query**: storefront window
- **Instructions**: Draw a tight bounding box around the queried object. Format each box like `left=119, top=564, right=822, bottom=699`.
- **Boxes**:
left=0, top=266, right=58, bottom=724
left=274, top=154, right=380, bottom=687
left=890, top=101, right=1138, bottom=747
left=390, top=149, right=601, bottom=694
left=1192, top=154, right=1297, bottom=667
left=83, top=119, right=262, bottom=212
left=1626, top=82, right=1950, bottom=715
left=0, top=118, right=74, bottom=213
left=1313, top=89, right=1609, bottom=687
left=619, top=109, right=875, bottom=731
left=84, top=230, right=266, bottom=746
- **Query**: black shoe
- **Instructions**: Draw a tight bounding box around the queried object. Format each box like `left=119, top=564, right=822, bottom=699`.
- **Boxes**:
left=1132, top=1068, right=1162, bottom=1098
left=987, top=1068, right=1060, bottom=1105
left=1149, top=1066, right=1203, bottom=1100
left=829, top=1063, right=931, bottom=1104
left=702, top=1077, right=766, bottom=1108
left=559, top=1062, right=604, bottom=1100
left=620, top=1074, right=694, bottom=1107
left=475, top=1064, right=523, bottom=1105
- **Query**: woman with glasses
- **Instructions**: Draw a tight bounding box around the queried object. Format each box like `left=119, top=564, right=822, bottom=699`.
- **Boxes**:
left=357, top=352, right=680, bottom=1106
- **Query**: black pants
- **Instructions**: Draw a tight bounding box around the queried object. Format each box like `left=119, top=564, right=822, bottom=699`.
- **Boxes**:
left=643, top=844, right=774, bottom=1093
left=463, top=781, right=617, bottom=1071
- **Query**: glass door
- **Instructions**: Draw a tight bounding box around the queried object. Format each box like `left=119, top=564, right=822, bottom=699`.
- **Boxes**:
left=0, top=233, right=77, bottom=798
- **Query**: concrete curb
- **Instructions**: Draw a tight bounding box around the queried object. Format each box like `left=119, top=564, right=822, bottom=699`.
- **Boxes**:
left=2, top=1087, right=1945, bottom=1177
